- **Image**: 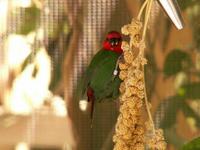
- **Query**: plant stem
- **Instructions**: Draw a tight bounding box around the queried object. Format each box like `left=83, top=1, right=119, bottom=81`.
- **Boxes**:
left=137, top=0, right=148, bottom=20
left=143, top=65, right=156, bottom=134
left=141, top=0, right=156, bottom=135
left=142, top=0, right=153, bottom=40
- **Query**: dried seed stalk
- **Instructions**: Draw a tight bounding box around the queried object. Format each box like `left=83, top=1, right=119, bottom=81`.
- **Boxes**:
left=113, top=19, right=146, bottom=150
left=113, top=1, right=166, bottom=149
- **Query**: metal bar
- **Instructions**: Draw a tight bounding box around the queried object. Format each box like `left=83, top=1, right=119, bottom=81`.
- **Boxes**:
left=158, top=0, right=184, bottom=30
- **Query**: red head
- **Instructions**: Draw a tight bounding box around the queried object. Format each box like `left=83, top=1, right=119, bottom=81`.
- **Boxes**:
left=103, top=31, right=123, bottom=54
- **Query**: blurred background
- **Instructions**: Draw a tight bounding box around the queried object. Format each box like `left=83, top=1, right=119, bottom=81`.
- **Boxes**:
left=0, top=0, right=200, bottom=150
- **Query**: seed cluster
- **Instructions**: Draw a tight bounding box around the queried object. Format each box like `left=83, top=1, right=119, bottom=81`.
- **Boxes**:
left=113, top=19, right=146, bottom=150
left=113, top=19, right=166, bottom=150
left=147, top=130, right=167, bottom=150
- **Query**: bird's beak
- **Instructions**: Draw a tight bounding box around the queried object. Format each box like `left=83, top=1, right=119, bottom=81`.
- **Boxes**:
left=158, top=0, right=184, bottom=30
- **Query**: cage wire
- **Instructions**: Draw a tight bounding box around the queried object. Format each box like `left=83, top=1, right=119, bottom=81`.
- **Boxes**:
left=67, top=0, right=131, bottom=149
left=0, top=0, right=187, bottom=149
left=0, top=0, right=69, bottom=148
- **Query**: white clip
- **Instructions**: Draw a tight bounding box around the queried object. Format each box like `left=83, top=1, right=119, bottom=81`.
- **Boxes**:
left=113, top=70, right=118, bottom=76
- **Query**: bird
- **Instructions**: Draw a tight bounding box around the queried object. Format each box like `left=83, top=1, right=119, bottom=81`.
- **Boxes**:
left=81, top=31, right=123, bottom=124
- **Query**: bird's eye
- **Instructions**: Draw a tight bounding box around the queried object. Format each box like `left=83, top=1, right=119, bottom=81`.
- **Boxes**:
left=109, top=38, right=121, bottom=46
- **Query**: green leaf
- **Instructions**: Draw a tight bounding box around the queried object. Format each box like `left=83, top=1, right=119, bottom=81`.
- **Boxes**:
left=157, top=96, right=182, bottom=129
left=179, top=82, right=200, bottom=99
left=17, top=6, right=40, bottom=35
left=164, top=128, right=185, bottom=149
left=177, top=0, right=200, bottom=10
left=163, top=49, right=192, bottom=77
left=181, top=101, right=200, bottom=127
left=181, top=137, right=200, bottom=150
left=187, top=4, right=200, bottom=51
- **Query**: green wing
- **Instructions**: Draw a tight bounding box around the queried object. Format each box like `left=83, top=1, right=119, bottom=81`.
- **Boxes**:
left=95, top=76, right=121, bottom=101
left=82, top=50, right=109, bottom=95
left=89, top=51, right=121, bottom=101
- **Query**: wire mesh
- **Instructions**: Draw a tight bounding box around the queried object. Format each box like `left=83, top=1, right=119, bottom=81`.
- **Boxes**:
left=0, top=0, right=199, bottom=150
left=67, top=1, right=131, bottom=149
